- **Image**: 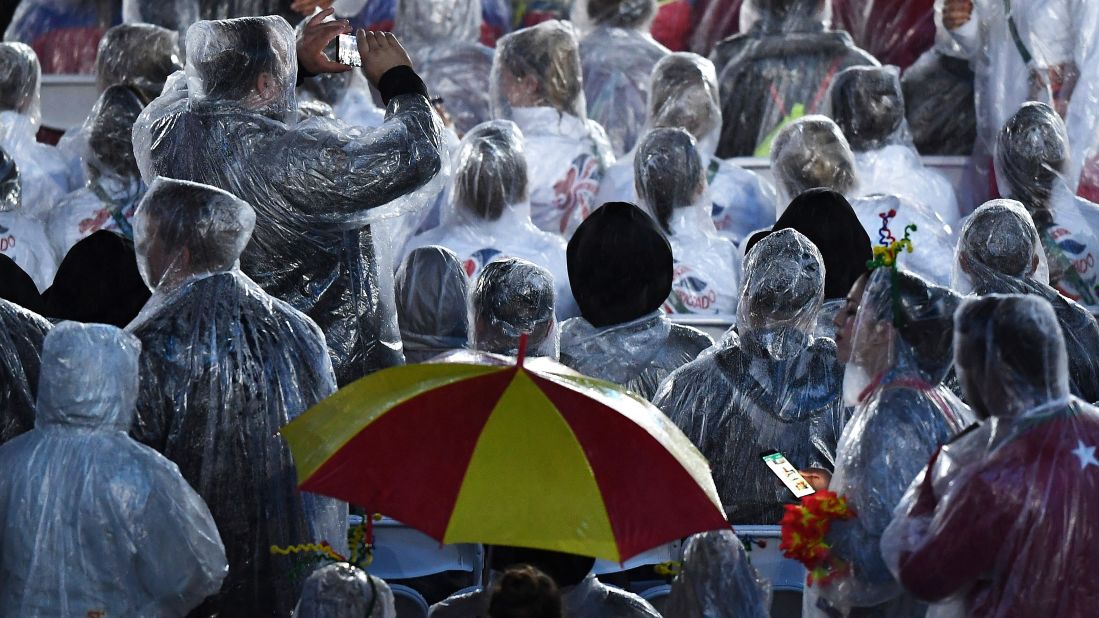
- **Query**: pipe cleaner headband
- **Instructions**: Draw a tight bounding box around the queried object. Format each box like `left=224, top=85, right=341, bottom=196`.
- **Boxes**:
left=867, top=209, right=917, bottom=327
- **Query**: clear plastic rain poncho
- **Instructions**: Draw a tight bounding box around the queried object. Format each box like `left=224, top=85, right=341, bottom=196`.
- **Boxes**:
left=560, top=201, right=714, bottom=400
left=0, top=42, right=71, bottom=218
left=952, top=199, right=1099, bottom=403
left=828, top=65, right=960, bottom=226
left=881, top=294, right=1099, bottom=617
left=0, top=297, right=49, bottom=445
left=123, top=0, right=200, bottom=35
left=806, top=267, right=974, bottom=618
left=127, top=178, right=346, bottom=617
left=595, top=52, right=777, bottom=246
left=0, top=322, right=228, bottom=617
left=711, top=0, right=878, bottom=158
left=653, top=229, right=845, bottom=524
left=295, top=563, right=397, bottom=618
left=132, top=15, right=446, bottom=386
left=635, top=127, right=741, bottom=317
left=470, top=257, right=560, bottom=359
left=490, top=20, right=614, bottom=236
left=576, top=0, right=670, bottom=156
left=0, top=146, right=56, bottom=293
left=664, top=530, right=772, bottom=618
left=395, top=0, right=494, bottom=136
left=47, top=85, right=147, bottom=260
left=405, top=120, right=577, bottom=317
left=996, top=101, right=1099, bottom=315
left=395, top=245, right=470, bottom=363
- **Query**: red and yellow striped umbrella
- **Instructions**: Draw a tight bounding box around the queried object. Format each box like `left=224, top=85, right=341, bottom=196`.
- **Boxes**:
left=281, top=347, right=727, bottom=563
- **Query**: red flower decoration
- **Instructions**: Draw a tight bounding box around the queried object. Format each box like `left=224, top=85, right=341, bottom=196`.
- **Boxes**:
left=780, top=490, right=856, bottom=585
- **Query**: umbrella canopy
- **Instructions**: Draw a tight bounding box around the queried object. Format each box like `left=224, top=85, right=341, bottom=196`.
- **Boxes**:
left=281, top=345, right=727, bottom=563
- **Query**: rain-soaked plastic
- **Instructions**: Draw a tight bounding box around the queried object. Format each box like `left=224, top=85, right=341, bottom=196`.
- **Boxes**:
left=995, top=102, right=1099, bottom=314
left=769, top=115, right=858, bottom=207
left=396, top=0, right=494, bottom=136
left=952, top=199, right=1099, bottom=403
left=430, top=573, right=661, bottom=618
left=405, top=120, right=576, bottom=317
left=295, top=563, right=397, bottom=618
left=806, top=267, right=974, bottom=617
left=132, top=16, right=446, bottom=385
left=635, top=127, right=741, bottom=317
left=575, top=0, right=669, bottom=156
left=123, top=0, right=200, bottom=35
left=711, top=0, right=878, bottom=158
left=0, top=322, right=228, bottom=617
left=47, top=85, right=147, bottom=260
left=469, top=257, right=560, bottom=359
left=127, top=178, right=346, bottom=616
left=0, top=146, right=56, bottom=293
left=654, top=229, right=845, bottom=524
left=881, top=294, right=1099, bottom=617
left=664, top=530, right=772, bottom=618
left=491, top=20, right=614, bottom=236
left=0, top=297, right=49, bottom=445
left=0, top=42, right=70, bottom=218
left=395, top=245, right=470, bottom=363
left=828, top=65, right=960, bottom=225
left=596, top=52, right=777, bottom=245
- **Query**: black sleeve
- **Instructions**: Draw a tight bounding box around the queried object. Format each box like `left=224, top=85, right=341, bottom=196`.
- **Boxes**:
left=377, top=65, right=429, bottom=105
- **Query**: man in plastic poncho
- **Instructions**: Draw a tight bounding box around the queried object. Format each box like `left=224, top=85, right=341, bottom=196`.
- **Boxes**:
left=295, top=562, right=397, bottom=618
left=132, top=11, right=445, bottom=385
left=395, top=246, right=470, bottom=363
left=0, top=322, right=227, bottom=617
left=469, top=257, right=561, bottom=359
left=664, top=530, right=771, bottom=618
left=128, top=178, right=345, bottom=617
left=0, top=279, right=49, bottom=446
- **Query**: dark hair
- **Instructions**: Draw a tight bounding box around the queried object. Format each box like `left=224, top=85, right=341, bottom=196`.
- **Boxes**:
left=88, top=86, right=145, bottom=181
left=192, top=17, right=286, bottom=102
left=634, top=128, right=704, bottom=233
left=96, top=23, right=182, bottom=100
left=829, top=66, right=905, bottom=151
left=489, top=546, right=597, bottom=588
left=891, top=269, right=961, bottom=382
left=586, top=0, right=656, bottom=28
left=996, top=102, right=1068, bottom=218
left=472, top=258, right=556, bottom=354
left=489, top=565, right=563, bottom=618
left=456, top=122, right=529, bottom=221
left=961, top=202, right=1039, bottom=278
left=771, top=117, right=857, bottom=199
left=0, top=43, right=38, bottom=114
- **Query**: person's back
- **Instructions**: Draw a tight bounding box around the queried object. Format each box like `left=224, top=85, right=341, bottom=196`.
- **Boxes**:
left=0, top=295, right=49, bottom=446
left=396, top=246, right=470, bottom=363
left=712, top=0, right=878, bottom=158
left=900, top=20, right=977, bottom=157
left=134, top=15, right=445, bottom=384
left=127, top=178, right=343, bottom=616
left=0, top=322, right=227, bottom=617
left=664, top=530, right=770, bottom=618
left=0, top=145, right=55, bottom=293
left=654, top=229, right=844, bottom=523
left=295, top=562, right=397, bottom=618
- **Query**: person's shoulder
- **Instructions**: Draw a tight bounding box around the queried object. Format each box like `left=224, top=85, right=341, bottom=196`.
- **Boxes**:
left=668, top=322, right=716, bottom=353
left=595, top=582, right=662, bottom=617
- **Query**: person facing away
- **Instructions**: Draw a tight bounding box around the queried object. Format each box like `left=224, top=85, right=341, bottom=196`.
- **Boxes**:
left=470, top=257, right=561, bottom=359
left=0, top=322, right=227, bottom=617
left=953, top=199, right=1099, bottom=403
left=132, top=11, right=446, bottom=386
left=710, top=0, right=878, bottom=158
left=490, top=20, right=614, bottom=237
left=654, top=228, right=845, bottom=524
left=559, top=201, right=713, bottom=400
left=396, top=245, right=471, bottom=363
left=0, top=284, right=49, bottom=446
left=595, top=52, right=777, bottom=246
left=575, top=0, right=669, bottom=156
left=827, top=64, right=960, bottom=226
left=663, top=530, right=771, bottom=618
left=294, top=562, right=397, bottom=618
left=127, top=178, right=345, bottom=617
left=634, top=127, right=741, bottom=317
left=995, top=101, right=1099, bottom=315
left=404, top=119, right=578, bottom=318
left=882, top=294, right=1099, bottom=618
left=489, top=565, right=564, bottom=618
left=0, top=144, right=55, bottom=293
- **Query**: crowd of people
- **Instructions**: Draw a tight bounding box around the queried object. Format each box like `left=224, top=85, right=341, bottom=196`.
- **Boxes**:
left=1, top=0, right=1098, bottom=616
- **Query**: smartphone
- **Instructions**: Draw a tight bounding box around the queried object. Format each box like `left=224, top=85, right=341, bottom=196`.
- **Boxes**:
left=338, top=34, right=362, bottom=68
left=760, top=450, right=816, bottom=498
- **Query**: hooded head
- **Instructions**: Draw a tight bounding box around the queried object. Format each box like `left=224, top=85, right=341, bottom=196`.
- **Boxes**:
left=186, top=16, right=297, bottom=119
left=664, top=530, right=770, bottom=618
left=581, top=0, right=658, bottom=29
left=471, top=257, right=559, bottom=358
left=567, top=201, right=672, bottom=327
left=995, top=102, right=1069, bottom=218
left=738, top=228, right=825, bottom=357
left=739, top=0, right=830, bottom=34
left=396, top=246, right=470, bottom=361
left=0, top=43, right=41, bottom=125
left=134, top=177, right=257, bottom=290
left=491, top=21, right=586, bottom=119
left=955, top=294, right=1069, bottom=420
left=35, top=322, right=141, bottom=432
left=96, top=23, right=183, bottom=101
left=396, top=0, right=482, bottom=43
left=954, top=199, right=1047, bottom=294
left=770, top=115, right=857, bottom=207
left=648, top=53, right=722, bottom=154
left=746, top=188, right=871, bottom=300
left=294, top=562, right=397, bottom=618
left=451, top=120, right=529, bottom=223
left=828, top=65, right=908, bottom=152
left=0, top=145, right=20, bottom=213
left=86, top=85, right=146, bottom=183
left=634, top=127, right=705, bottom=234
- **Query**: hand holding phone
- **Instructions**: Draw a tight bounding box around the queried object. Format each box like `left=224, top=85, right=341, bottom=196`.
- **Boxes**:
left=761, top=450, right=816, bottom=498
